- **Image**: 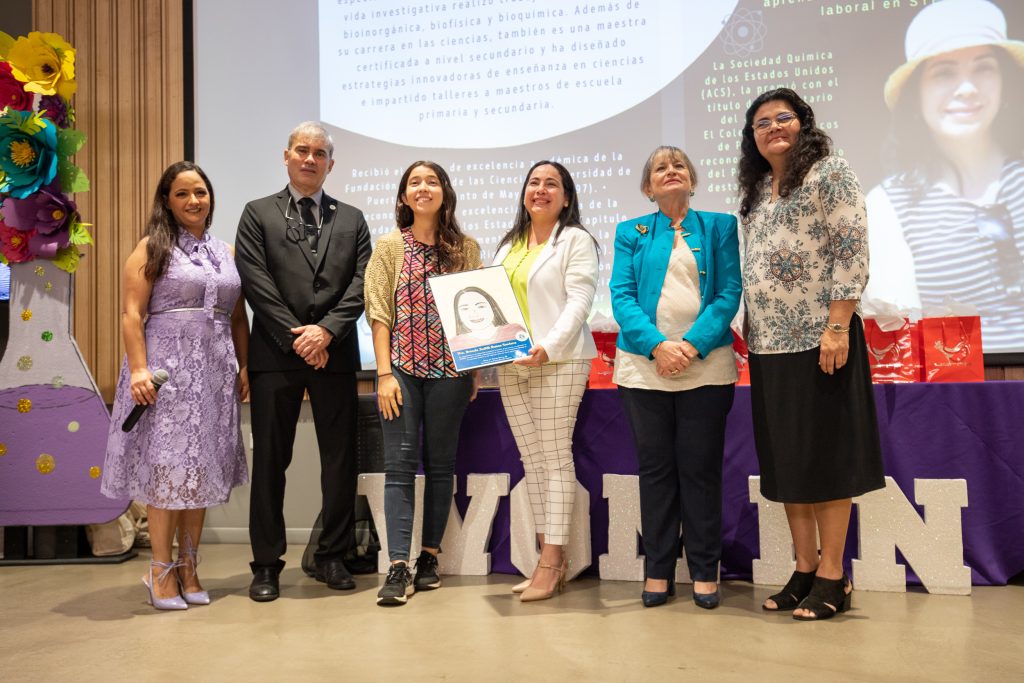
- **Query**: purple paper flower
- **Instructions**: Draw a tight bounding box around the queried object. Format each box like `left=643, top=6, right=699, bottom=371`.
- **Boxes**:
left=27, top=228, right=69, bottom=258
left=2, top=182, right=77, bottom=235
left=39, top=94, right=74, bottom=128
left=0, top=183, right=75, bottom=258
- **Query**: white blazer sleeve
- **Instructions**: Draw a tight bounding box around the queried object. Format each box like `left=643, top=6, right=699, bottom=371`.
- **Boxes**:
left=536, top=229, right=599, bottom=360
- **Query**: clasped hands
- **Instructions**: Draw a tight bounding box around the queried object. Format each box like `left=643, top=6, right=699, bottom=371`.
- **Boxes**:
left=291, top=324, right=333, bottom=369
left=654, top=339, right=698, bottom=377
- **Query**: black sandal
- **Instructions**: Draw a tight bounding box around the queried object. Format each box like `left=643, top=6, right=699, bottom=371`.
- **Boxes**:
left=762, top=569, right=816, bottom=611
left=792, top=575, right=852, bottom=621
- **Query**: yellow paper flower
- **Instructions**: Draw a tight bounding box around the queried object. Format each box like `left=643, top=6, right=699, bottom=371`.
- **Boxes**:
left=0, top=31, right=77, bottom=100
left=9, top=138, right=36, bottom=167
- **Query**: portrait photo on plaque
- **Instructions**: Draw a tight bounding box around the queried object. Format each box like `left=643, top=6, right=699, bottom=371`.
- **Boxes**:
left=429, top=266, right=533, bottom=371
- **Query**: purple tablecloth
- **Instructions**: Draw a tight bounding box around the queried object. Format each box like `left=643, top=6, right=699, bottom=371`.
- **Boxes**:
left=453, top=382, right=1024, bottom=585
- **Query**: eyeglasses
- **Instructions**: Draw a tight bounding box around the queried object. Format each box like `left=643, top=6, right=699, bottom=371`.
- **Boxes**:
left=283, top=198, right=323, bottom=252
left=753, top=112, right=798, bottom=133
left=976, top=203, right=1023, bottom=296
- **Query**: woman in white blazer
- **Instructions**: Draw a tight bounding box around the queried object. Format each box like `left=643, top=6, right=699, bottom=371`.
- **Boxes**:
left=492, top=160, right=599, bottom=602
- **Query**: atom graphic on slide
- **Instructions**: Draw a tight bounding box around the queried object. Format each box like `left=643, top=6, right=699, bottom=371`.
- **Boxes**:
left=720, top=8, right=767, bottom=58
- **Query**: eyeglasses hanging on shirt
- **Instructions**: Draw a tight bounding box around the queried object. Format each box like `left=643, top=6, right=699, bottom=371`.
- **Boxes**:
left=975, top=203, right=1023, bottom=297
left=284, top=196, right=323, bottom=254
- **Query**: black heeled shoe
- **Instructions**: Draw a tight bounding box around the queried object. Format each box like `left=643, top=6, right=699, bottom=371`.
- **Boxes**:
left=692, top=587, right=720, bottom=610
left=641, top=580, right=675, bottom=608
left=763, top=569, right=816, bottom=611
left=793, top=574, right=852, bottom=621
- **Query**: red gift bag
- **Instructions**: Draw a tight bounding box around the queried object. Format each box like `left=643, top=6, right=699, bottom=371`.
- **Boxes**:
left=863, top=318, right=923, bottom=383
left=731, top=331, right=750, bottom=386
left=919, top=316, right=985, bottom=383
left=589, top=331, right=618, bottom=388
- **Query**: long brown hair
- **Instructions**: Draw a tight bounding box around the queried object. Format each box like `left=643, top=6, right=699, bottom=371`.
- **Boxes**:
left=395, top=160, right=467, bottom=272
left=144, top=161, right=215, bottom=281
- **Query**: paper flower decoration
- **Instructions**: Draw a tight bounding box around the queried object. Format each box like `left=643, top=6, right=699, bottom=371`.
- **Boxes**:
left=0, top=219, right=33, bottom=263
left=39, top=94, right=74, bottom=129
left=0, top=61, right=34, bottom=111
left=50, top=243, right=80, bottom=272
left=0, top=109, right=59, bottom=199
left=0, top=31, right=89, bottom=272
left=0, top=31, right=77, bottom=100
left=1, top=182, right=77, bottom=258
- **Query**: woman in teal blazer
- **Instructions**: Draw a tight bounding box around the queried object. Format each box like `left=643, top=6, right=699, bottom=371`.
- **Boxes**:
left=610, top=145, right=741, bottom=609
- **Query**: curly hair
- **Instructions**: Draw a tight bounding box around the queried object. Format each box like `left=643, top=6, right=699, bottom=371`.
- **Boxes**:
left=395, top=160, right=468, bottom=273
left=737, top=88, right=832, bottom=218
left=144, top=161, right=215, bottom=281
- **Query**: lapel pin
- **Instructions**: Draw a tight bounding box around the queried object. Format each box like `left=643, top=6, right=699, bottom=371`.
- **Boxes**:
left=635, top=224, right=648, bottom=235
left=329, top=204, right=336, bottom=210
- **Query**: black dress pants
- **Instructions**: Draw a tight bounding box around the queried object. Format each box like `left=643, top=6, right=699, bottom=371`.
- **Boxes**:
left=619, top=383, right=735, bottom=582
left=248, top=367, right=357, bottom=568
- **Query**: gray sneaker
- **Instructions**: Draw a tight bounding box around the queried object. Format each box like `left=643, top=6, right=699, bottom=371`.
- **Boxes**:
left=413, top=550, right=441, bottom=591
left=376, top=562, right=414, bottom=606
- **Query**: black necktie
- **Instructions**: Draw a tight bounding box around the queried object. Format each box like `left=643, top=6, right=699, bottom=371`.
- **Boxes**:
left=298, top=197, right=319, bottom=253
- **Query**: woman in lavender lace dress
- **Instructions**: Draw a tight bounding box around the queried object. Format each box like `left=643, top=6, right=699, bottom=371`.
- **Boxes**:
left=102, top=161, right=249, bottom=610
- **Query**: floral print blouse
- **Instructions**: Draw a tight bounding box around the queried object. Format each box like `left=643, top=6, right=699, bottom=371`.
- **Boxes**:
left=741, top=155, right=869, bottom=354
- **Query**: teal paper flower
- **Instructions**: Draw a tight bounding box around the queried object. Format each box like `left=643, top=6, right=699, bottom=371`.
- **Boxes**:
left=0, top=109, right=59, bottom=199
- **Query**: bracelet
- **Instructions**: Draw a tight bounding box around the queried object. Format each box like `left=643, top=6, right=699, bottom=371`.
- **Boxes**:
left=824, top=322, right=850, bottom=334
left=377, top=372, right=393, bottom=378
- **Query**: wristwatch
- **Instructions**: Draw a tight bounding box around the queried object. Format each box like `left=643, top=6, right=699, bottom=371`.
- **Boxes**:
left=824, top=322, right=850, bottom=334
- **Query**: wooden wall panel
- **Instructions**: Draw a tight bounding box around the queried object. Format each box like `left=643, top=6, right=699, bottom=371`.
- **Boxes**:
left=32, top=0, right=184, bottom=401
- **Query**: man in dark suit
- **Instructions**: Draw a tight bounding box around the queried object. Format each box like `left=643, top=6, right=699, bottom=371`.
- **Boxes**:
left=235, top=121, right=372, bottom=602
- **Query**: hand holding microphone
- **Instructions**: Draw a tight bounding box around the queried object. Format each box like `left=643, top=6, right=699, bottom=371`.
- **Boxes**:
left=122, top=368, right=170, bottom=432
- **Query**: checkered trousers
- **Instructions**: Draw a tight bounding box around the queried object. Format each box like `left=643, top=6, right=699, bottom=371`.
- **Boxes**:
left=497, top=360, right=591, bottom=545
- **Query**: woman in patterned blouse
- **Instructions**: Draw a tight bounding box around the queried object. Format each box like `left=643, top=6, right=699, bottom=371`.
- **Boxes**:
left=737, top=88, right=885, bottom=621
left=363, top=160, right=481, bottom=606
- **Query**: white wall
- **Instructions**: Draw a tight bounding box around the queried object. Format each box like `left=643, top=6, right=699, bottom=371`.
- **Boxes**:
left=204, top=403, right=326, bottom=545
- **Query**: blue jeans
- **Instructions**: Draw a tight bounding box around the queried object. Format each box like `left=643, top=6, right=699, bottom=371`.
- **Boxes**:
left=382, top=368, right=474, bottom=562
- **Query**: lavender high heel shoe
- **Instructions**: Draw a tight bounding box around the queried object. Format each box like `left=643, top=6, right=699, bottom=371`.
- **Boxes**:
left=177, top=532, right=211, bottom=606
left=143, top=560, right=188, bottom=610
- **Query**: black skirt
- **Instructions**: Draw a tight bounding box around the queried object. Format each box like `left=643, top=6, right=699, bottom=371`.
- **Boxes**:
left=748, top=315, right=885, bottom=503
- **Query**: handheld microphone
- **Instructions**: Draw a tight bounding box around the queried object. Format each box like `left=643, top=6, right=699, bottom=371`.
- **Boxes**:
left=121, top=369, right=170, bottom=432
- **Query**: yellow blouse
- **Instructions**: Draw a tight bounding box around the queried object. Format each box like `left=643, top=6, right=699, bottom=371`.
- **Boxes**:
left=501, top=237, right=546, bottom=331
